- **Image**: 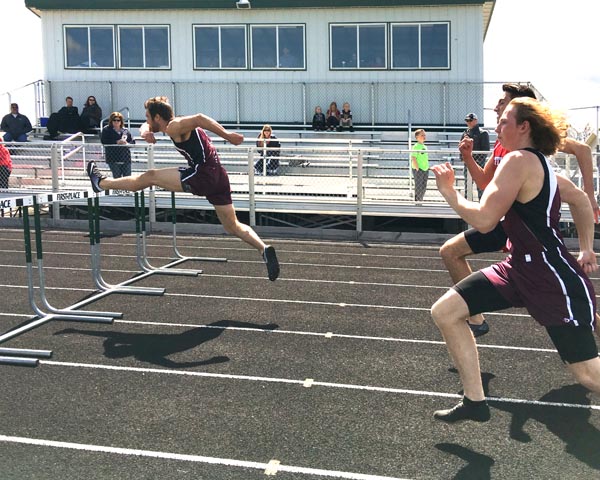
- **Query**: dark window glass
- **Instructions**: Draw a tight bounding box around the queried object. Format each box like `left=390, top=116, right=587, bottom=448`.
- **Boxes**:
left=421, top=23, right=448, bottom=68
left=90, top=27, right=114, bottom=67
left=195, top=27, right=220, bottom=68
left=392, top=25, right=419, bottom=68
left=358, top=25, right=385, bottom=68
left=252, top=27, right=277, bottom=68
left=221, top=27, right=246, bottom=68
left=120, top=28, right=144, bottom=67
left=278, top=26, right=304, bottom=68
left=145, top=27, right=169, bottom=68
left=331, top=25, right=357, bottom=68
left=65, top=27, right=89, bottom=67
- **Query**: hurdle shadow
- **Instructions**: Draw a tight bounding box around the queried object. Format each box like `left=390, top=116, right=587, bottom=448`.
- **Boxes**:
left=55, top=320, right=279, bottom=369
left=434, top=443, right=495, bottom=480
left=489, top=384, right=600, bottom=470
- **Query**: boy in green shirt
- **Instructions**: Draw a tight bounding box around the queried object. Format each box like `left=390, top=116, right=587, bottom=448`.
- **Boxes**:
left=411, top=129, right=429, bottom=202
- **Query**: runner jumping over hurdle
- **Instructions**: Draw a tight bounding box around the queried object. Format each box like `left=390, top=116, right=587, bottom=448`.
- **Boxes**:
left=87, top=96, right=280, bottom=281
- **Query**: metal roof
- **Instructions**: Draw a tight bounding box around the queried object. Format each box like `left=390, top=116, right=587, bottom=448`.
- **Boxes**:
left=25, top=0, right=496, bottom=37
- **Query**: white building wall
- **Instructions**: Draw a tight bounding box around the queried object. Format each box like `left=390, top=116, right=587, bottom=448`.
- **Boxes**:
left=39, top=5, right=485, bottom=124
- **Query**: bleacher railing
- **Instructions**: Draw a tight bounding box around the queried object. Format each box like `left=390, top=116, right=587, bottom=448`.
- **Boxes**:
left=1, top=138, right=595, bottom=231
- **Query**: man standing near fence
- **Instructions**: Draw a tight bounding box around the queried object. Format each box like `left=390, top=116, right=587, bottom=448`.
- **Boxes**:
left=87, top=96, right=280, bottom=281
left=461, top=113, right=489, bottom=200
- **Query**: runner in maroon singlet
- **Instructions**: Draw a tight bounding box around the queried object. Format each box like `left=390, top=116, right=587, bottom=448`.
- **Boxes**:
left=440, top=84, right=599, bottom=337
left=86, top=96, right=279, bottom=281
left=430, top=97, right=600, bottom=423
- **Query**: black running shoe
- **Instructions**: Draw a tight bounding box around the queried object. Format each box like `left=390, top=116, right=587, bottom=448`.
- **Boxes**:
left=263, top=245, right=280, bottom=281
left=434, top=398, right=490, bottom=423
left=86, top=161, right=106, bottom=193
left=468, top=320, right=490, bottom=338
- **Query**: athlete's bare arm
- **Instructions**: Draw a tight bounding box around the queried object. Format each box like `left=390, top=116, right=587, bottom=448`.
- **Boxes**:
left=432, top=151, right=541, bottom=233
left=167, top=114, right=244, bottom=145
left=560, top=138, right=599, bottom=222
left=556, top=174, right=598, bottom=273
left=458, top=137, right=497, bottom=190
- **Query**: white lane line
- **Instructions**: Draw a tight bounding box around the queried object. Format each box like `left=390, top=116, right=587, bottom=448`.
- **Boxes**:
left=39, top=360, right=600, bottom=412
left=0, top=435, right=409, bottom=480
left=0, top=285, right=534, bottom=316
left=114, top=319, right=558, bottom=354
left=0, top=250, right=449, bottom=271
left=1, top=235, right=590, bottom=263
left=0, top=265, right=450, bottom=289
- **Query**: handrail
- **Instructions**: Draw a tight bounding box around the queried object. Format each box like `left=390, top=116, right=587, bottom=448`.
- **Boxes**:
left=59, top=132, right=86, bottom=183
left=100, top=107, right=131, bottom=131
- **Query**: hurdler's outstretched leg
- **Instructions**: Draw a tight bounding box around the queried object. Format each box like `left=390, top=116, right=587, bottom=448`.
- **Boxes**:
left=87, top=162, right=183, bottom=193
left=87, top=161, right=280, bottom=281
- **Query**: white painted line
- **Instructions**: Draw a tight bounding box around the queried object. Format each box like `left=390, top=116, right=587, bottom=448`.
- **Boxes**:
left=39, top=360, right=600, bottom=412
left=113, top=319, right=557, bottom=354
left=303, top=378, right=314, bottom=388
left=0, top=435, right=409, bottom=480
left=265, top=459, right=281, bottom=475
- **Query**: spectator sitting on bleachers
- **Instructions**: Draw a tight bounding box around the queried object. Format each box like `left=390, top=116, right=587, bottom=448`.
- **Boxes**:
left=312, top=106, right=326, bottom=131
left=44, top=96, right=80, bottom=140
left=255, top=124, right=281, bottom=176
left=1, top=103, right=32, bottom=142
left=80, top=96, right=103, bottom=134
left=339, top=102, right=353, bottom=132
left=326, top=102, right=340, bottom=131
left=0, top=137, right=12, bottom=189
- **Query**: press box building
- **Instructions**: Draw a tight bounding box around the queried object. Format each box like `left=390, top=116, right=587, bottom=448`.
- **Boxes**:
left=25, top=0, right=496, bottom=127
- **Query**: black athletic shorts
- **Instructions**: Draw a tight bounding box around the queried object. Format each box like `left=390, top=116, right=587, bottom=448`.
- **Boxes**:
left=453, top=272, right=599, bottom=364
left=546, top=325, right=599, bottom=364
left=464, top=223, right=507, bottom=254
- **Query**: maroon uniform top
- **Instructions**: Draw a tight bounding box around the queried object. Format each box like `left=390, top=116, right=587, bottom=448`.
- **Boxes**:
left=171, top=127, right=232, bottom=206
left=481, top=148, right=596, bottom=329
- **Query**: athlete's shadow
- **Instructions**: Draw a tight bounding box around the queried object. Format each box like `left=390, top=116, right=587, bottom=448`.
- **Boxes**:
left=489, top=384, right=600, bottom=469
left=56, top=320, right=279, bottom=369
left=435, top=443, right=494, bottom=480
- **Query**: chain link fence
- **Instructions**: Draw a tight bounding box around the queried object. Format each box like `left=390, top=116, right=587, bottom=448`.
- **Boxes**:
left=1, top=135, right=596, bottom=229
left=39, top=80, right=511, bottom=128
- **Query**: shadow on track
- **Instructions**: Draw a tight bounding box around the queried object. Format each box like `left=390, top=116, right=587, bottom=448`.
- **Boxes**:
left=435, top=443, right=495, bottom=479
left=489, top=384, right=600, bottom=470
left=56, top=320, right=279, bottom=369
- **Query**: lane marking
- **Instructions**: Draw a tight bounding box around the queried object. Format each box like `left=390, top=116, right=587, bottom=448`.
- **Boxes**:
left=2, top=236, right=589, bottom=264
left=303, top=378, right=314, bottom=388
left=265, top=459, right=280, bottom=475
left=39, top=360, right=600, bottom=412
left=112, top=319, right=559, bottom=354
left=0, top=435, right=408, bottom=480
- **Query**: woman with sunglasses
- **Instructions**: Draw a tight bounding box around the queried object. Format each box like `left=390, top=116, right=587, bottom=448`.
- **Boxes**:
left=100, top=112, right=135, bottom=178
left=80, top=96, right=103, bottom=134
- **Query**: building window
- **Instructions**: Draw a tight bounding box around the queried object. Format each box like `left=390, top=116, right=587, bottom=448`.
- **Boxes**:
left=250, top=25, right=305, bottom=69
left=330, top=24, right=386, bottom=69
left=65, top=26, right=115, bottom=68
left=194, top=25, right=247, bottom=69
left=118, top=26, right=170, bottom=69
left=391, top=23, right=449, bottom=69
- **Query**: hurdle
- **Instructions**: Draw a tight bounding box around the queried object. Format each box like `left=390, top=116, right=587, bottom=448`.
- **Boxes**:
left=167, top=191, right=228, bottom=264
left=87, top=195, right=165, bottom=296
left=0, top=189, right=116, bottom=367
left=133, top=190, right=226, bottom=276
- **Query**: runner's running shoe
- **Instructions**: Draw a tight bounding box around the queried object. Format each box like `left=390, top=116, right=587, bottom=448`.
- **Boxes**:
left=263, top=245, right=280, bottom=281
left=87, top=161, right=106, bottom=193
